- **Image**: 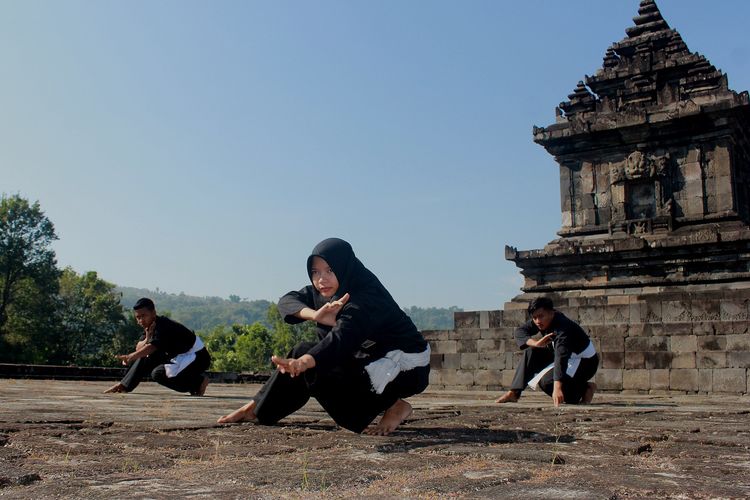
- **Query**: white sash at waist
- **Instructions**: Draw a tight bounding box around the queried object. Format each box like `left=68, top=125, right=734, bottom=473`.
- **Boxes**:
left=528, top=340, right=596, bottom=390
left=165, top=336, right=205, bottom=378
left=364, top=344, right=431, bottom=394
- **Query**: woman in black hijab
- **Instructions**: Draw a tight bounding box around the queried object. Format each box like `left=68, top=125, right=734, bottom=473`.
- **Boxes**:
left=218, top=238, right=430, bottom=435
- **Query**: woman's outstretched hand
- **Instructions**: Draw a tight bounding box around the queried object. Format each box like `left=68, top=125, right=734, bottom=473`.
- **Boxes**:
left=272, top=353, right=316, bottom=377
left=312, top=292, right=350, bottom=326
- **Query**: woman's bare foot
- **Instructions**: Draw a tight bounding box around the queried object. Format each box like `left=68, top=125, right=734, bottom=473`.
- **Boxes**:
left=364, top=399, right=412, bottom=436
left=217, top=400, right=257, bottom=424
left=581, top=382, right=597, bottom=404
left=495, top=390, right=519, bottom=403
left=104, top=383, right=127, bottom=394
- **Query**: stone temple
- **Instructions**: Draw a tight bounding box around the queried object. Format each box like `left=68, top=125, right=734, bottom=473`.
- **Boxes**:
left=425, top=0, right=750, bottom=394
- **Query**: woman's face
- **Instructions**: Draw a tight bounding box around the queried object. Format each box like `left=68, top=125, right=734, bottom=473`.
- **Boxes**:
left=310, top=256, right=339, bottom=298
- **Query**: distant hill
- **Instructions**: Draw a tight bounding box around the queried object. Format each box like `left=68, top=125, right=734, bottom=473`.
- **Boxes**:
left=402, top=306, right=462, bottom=331
left=117, top=287, right=271, bottom=331
left=116, top=286, right=461, bottom=331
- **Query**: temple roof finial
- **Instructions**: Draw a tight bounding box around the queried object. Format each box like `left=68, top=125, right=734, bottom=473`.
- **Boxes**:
left=626, top=0, right=670, bottom=38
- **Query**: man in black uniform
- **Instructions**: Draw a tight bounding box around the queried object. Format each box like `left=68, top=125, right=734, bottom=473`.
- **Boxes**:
left=495, top=297, right=598, bottom=406
left=105, top=298, right=211, bottom=396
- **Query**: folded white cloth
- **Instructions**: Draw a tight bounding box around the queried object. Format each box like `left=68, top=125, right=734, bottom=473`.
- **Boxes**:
left=365, top=344, right=431, bottom=394
left=165, top=336, right=205, bottom=378
left=528, top=340, right=596, bottom=390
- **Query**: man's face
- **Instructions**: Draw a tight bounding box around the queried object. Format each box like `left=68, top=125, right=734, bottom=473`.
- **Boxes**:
left=310, top=256, right=339, bottom=298
left=134, top=308, right=157, bottom=330
left=531, top=308, right=555, bottom=332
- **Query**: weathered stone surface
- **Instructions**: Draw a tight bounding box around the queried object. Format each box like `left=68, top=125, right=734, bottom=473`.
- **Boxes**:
left=460, top=353, right=480, bottom=370
left=430, top=353, right=444, bottom=369
left=712, top=368, right=747, bottom=393
left=698, top=369, right=713, bottom=393
left=644, top=351, right=674, bottom=369
left=430, top=340, right=458, bottom=354
left=720, top=301, right=749, bottom=322
left=443, top=353, right=461, bottom=370
left=442, top=370, right=475, bottom=386
left=650, top=369, right=669, bottom=391
left=671, top=353, right=696, bottom=369
left=671, top=335, right=698, bottom=352
left=626, top=337, right=669, bottom=352
left=596, top=369, right=623, bottom=391
left=726, top=334, right=750, bottom=351
left=476, top=339, right=499, bottom=351
left=454, top=311, right=480, bottom=329
left=697, top=352, right=727, bottom=369
left=600, top=336, right=624, bottom=351
left=670, top=369, right=699, bottom=392
left=697, top=335, right=727, bottom=351
left=477, top=356, right=505, bottom=371
left=624, top=351, right=645, bottom=369
left=4, top=380, right=750, bottom=498
left=473, top=369, right=502, bottom=386
left=458, top=340, right=478, bottom=353
left=451, top=328, right=481, bottom=341
left=728, top=351, right=750, bottom=369
left=601, top=352, right=624, bottom=369
left=623, top=369, right=650, bottom=391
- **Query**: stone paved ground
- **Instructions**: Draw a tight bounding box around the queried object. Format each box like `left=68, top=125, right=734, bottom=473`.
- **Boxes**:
left=0, top=379, right=748, bottom=499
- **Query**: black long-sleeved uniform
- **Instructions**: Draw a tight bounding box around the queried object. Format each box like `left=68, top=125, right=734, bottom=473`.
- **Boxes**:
left=514, top=311, right=592, bottom=381
left=250, top=238, right=430, bottom=433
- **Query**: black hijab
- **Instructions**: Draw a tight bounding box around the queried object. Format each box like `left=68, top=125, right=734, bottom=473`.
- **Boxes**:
left=306, top=238, right=393, bottom=309
left=295, top=238, right=426, bottom=362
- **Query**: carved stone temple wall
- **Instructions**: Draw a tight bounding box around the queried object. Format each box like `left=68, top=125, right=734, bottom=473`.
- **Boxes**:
left=424, top=0, right=750, bottom=394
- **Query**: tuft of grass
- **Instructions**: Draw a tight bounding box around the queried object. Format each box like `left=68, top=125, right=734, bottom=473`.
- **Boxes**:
left=121, top=458, right=140, bottom=473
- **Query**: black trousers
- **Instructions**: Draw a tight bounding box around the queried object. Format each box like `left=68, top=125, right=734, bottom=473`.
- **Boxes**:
left=120, top=347, right=211, bottom=394
left=253, top=342, right=430, bottom=433
left=510, top=346, right=555, bottom=394
left=538, top=354, right=599, bottom=404
left=511, top=347, right=598, bottom=404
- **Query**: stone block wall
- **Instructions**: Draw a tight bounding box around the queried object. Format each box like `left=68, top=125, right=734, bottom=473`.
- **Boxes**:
left=425, top=285, right=750, bottom=394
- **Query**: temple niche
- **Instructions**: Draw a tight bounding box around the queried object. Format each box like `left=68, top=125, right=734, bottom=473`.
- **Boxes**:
left=425, top=0, right=750, bottom=395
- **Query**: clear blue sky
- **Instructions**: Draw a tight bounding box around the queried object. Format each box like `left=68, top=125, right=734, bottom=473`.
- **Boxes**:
left=2, top=1, right=749, bottom=310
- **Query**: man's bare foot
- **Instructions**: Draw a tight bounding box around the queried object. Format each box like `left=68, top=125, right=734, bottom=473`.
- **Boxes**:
left=581, top=382, right=597, bottom=404
left=193, top=376, right=209, bottom=396
left=363, top=399, right=412, bottom=436
left=495, top=390, right=520, bottom=403
left=104, top=383, right=127, bottom=394
left=217, top=400, right=257, bottom=424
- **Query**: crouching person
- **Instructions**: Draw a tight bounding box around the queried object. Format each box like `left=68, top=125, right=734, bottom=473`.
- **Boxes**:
left=495, top=297, right=598, bottom=406
left=218, top=238, right=430, bottom=435
left=105, top=298, right=211, bottom=396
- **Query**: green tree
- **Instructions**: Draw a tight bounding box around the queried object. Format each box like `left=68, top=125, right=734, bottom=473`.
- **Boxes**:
left=103, top=312, right=143, bottom=367
left=268, top=303, right=317, bottom=356
left=201, top=323, right=274, bottom=372
left=234, top=323, right=273, bottom=371
left=52, top=268, right=127, bottom=365
left=0, top=194, right=60, bottom=361
left=200, top=325, right=237, bottom=372
left=267, top=303, right=296, bottom=356
left=0, top=276, right=59, bottom=363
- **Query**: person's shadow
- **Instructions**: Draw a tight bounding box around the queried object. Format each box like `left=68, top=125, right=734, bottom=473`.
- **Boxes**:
left=374, top=426, right=573, bottom=453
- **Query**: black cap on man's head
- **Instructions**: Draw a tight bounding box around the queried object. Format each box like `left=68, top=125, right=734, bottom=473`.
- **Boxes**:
left=133, top=297, right=156, bottom=311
